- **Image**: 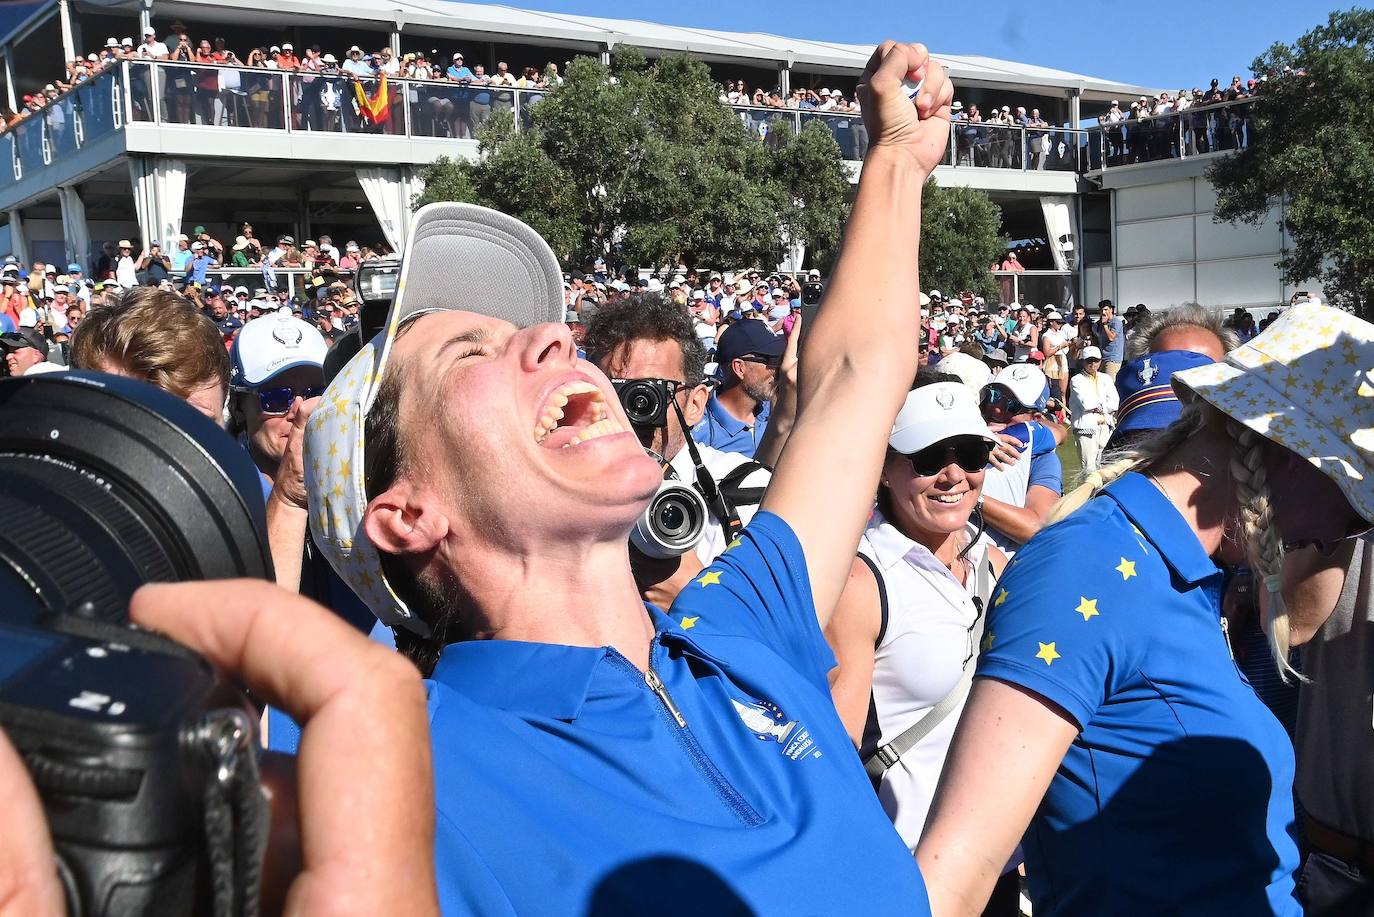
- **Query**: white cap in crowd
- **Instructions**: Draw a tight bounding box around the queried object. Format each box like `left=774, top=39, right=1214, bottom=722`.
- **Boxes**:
left=1081, top=345, right=1103, bottom=362
left=889, top=382, right=997, bottom=455
left=230, top=313, right=328, bottom=387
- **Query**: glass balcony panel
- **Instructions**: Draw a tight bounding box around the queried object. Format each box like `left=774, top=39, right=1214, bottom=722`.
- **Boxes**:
left=47, top=96, right=77, bottom=158
left=76, top=70, right=118, bottom=143
left=14, top=117, right=45, bottom=175
left=799, top=110, right=869, bottom=161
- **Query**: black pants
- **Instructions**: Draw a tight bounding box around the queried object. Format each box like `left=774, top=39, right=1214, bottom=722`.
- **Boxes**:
left=1298, top=851, right=1374, bottom=916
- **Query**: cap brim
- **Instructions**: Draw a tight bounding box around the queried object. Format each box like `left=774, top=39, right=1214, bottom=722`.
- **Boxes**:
left=890, top=413, right=996, bottom=455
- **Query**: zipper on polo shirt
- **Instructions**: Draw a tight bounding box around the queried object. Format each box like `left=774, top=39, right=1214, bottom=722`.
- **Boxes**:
left=1219, top=615, right=1235, bottom=661
left=608, top=646, right=765, bottom=827
left=645, top=667, right=687, bottom=727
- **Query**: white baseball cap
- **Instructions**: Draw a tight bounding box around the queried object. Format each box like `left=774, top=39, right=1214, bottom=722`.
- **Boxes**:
left=1081, top=345, right=1103, bottom=362
left=230, top=313, right=328, bottom=387
left=889, top=382, right=997, bottom=454
left=987, top=363, right=1050, bottom=411
left=933, top=352, right=993, bottom=393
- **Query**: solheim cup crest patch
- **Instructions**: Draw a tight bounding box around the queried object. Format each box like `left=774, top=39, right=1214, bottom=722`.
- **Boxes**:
left=731, top=697, right=821, bottom=761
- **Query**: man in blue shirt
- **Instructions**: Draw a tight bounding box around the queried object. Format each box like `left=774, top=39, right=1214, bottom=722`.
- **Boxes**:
left=692, top=319, right=780, bottom=458
left=185, top=241, right=216, bottom=285
left=302, top=43, right=955, bottom=915
left=170, top=235, right=193, bottom=274
left=1095, top=299, right=1125, bottom=378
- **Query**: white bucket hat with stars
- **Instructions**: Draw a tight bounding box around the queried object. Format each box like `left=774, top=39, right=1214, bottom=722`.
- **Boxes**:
left=1172, top=300, right=1374, bottom=524
left=303, top=203, right=565, bottom=635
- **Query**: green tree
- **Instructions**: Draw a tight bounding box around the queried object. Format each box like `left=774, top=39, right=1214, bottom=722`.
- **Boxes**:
left=1209, top=8, right=1374, bottom=317
left=413, top=48, right=850, bottom=271
left=918, top=179, right=1006, bottom=302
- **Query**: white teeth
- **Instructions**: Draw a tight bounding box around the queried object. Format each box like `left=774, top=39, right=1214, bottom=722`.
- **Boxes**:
left=931, top=493, right=964, bottom=504
left=564, top=418, right=623, bottom=447
left=534, top=379, right=617, bottom=445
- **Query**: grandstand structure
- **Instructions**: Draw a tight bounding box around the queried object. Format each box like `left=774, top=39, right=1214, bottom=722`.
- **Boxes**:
left=0, top=0, right=1313, bottom=309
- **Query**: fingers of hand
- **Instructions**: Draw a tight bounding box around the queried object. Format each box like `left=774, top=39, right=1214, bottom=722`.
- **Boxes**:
left=0, top=731, right=63, bottom=917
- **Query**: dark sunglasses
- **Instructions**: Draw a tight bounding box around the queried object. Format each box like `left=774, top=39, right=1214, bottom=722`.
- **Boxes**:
left=906, top=438, right=991, bottom=477
left=1283, top=518, right=1373, bottom=555
left=240, top=384, right=325, bottom=415
left=981, top=386, right=1033, bottom=416
left=739, top=353, right=780, bottom=368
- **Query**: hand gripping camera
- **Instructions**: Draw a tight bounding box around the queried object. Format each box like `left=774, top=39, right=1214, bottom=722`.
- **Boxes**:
left=0, top=372, right=275, bottom=917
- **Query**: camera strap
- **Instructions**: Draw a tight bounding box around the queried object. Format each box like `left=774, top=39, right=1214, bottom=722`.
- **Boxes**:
left=670, top=396, right=744, bottom=542
left=198, top=709, right=270, bottom=917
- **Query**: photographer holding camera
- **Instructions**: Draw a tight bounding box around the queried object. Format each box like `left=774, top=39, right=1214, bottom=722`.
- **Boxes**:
left=584, top=294, right=771, bottom=606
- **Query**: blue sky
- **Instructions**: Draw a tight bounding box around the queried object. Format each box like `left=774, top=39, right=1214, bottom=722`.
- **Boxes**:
left=497, top=0, right=1332, bottom=89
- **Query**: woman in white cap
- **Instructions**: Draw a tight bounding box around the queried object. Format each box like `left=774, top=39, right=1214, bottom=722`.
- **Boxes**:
left=917, top=300, right=1374, bottom=916
left=1066, top=344, right=1116, bottom=472
left=825, top=371, right=1019, bottom=914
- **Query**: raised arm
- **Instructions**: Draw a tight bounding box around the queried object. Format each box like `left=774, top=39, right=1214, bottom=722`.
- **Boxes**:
left=761, top=41, right=952, bottom=626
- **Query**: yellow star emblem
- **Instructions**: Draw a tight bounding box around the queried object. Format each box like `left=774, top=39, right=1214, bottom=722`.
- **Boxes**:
left=339, top=458, right=352, bottom=479
left=994, top=588, right=1009, bottom=607
left=1036, top=642, right=1061, bottom=665
left=725, top=536, right=743, bottom=552
left=1115, top=558, right=1136, bottom=581
left=327, top=441, right=338, bottom=458
left=1075, top=597, right=1099, bottom=621
left=357, top=569, right=374, bottom=590
left=696, top=570, right=722, bottom=588
left=981, top=631, right=995, bottom=652
left=681, top=616, right=699, bottom=630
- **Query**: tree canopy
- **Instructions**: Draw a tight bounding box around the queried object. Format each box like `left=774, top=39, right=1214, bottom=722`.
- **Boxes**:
left=1208, top=8, right=1374, bottom=317
left=918, top=180, right=1006, bottom=302
left=413, top=47, right=850, bottom=272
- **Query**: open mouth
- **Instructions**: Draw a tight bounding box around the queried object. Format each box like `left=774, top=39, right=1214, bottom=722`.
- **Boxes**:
left=928, top=492, right=968, bottom=505
left=534, top=380, right=627, bottom=449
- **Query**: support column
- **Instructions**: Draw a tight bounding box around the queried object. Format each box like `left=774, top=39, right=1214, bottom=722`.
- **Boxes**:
left=777, top=63, right=790, bottom=96
left=1070, top=88, right=1082, bottom=129
left=58, top=0, right=75, bottom=64
left=600, top=43, right=612, bottom=67
left=297, top=188, right=310, bottom=246
left=5, top=209, right=28, bottom=265
left=391, top=11, right=404, bottom=57
left=3, top=48, right=15, bottom=113
left=138, top=0, right=153, bottom=41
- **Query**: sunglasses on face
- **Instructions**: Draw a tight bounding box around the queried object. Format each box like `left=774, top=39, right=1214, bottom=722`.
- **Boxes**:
left=739, top=353, right=780, bottom=368
left=981, top=387, right=1033, bottom=416
left=240, top=384, right=325, bottom=415
left=1283, top=518, right=1373, bottom=555
left=905, top=438, right=992, bottom=477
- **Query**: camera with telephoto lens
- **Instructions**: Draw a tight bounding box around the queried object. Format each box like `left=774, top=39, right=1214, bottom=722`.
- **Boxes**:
left=0, top=371, right=275, bottom=916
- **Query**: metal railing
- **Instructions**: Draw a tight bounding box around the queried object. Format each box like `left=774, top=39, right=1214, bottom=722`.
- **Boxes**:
left=0, top=60, right=1259, bottom=189
left=1083, top=97, right=1255, bottom=170
left=3, top=66, right=124, bottom=188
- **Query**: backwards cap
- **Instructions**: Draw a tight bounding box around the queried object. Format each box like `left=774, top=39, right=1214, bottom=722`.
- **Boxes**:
left=303, top=203, right=564, bottom=634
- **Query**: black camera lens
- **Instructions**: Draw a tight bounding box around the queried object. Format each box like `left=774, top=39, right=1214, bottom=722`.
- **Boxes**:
left=614, top=379, right=669, bottom=428
left=656, top=499, right=688, bottom=537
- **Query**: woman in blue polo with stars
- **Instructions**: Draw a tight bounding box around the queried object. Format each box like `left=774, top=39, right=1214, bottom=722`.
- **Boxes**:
left=915, top=301, right=1374, bottom=916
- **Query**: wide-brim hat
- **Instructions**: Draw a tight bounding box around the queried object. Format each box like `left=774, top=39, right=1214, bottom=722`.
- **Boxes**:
left=303, top=203, right=564, bottom=635
left=1172, top=301, right=1374, bottom=524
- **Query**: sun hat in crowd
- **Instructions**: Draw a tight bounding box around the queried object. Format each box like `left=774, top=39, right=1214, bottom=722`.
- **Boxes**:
left=304, top=203, right=564, bottom=634
left=233, top=236, right=250, bottom=251
left=1172, top=300, right=1374, bottom=524
left=889, top=381, right=997, bottom=455
left=117, top=239, right=133, bottom=248
left=933, top=351, right=992, bottom=393
left=984, top=348, right=1010, bottom=367
left=1107, top=349, right=1214, bottom=448
left=988, top=363, right=1050, bottom=412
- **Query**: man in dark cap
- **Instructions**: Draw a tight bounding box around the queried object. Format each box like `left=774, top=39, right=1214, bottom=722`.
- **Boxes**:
left=0, top=328, right=53, bottom=376
left=692, top=320, right=783, bottom=457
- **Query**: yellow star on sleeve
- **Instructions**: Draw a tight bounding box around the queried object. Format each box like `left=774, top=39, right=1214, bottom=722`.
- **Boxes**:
left=680, top=616, right=699, bottom=630
left=1075, top=597, right=1099, bottom=621
left=981, top=631, right=996, bottom=652
left=725, top=536, right=743, bottom=552
left=1115, top=558, right=1137, bottom=581
left=696, top=570, right=722, bottom=588
left=1036, top=642, right=1061, bottom=665
left=994, top=588, right=1009, bottom=607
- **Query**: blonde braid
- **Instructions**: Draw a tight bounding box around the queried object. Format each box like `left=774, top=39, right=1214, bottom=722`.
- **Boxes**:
left=1225, top=418, right=1302, bottom=682
left=1046, top=402, right=1208, bottom=526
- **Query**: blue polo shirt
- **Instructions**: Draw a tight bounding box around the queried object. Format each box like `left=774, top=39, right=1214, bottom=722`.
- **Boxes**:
left=692, top=393, right=770, bottom=457
left=425, top=512, right=929, bottom=915
left=976, top=472, right=1299, bottom=915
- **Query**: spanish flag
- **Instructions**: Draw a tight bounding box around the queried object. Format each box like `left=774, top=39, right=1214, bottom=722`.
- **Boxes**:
left=354, top=75, right=390, bottom=126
